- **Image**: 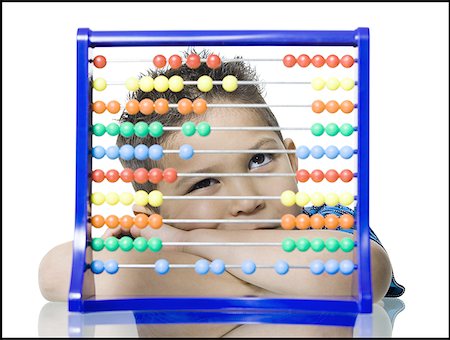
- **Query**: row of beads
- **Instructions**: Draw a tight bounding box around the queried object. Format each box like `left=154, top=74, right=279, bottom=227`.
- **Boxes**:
left=91, top=236, right=163, bottom=252
left=281, top=190, right=355, bottom=207
left=296, top=145, right=355, bottom=159
left=310, top=123, right=355, bottom=136
left=282, top=237, right=355, bottom=252
left=296, top=169, right=354, bottom=183
left=91, top=168, right=177, bottom=184
left=312, top=100, right=354, bottom=114
left=283, top=54, right=355, bottom=68
left=90, top=213, right=164, bottom=229
left=311, top=77, right=355, bottom=91
left=281, top=213, right=354, bottom=230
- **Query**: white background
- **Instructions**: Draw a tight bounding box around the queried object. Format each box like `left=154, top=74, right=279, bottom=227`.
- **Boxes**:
left=2, top=2, right=449, bottom=337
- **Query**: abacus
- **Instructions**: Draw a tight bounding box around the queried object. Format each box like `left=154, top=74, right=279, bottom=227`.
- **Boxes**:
left=70, top=28, right=371, bottom=314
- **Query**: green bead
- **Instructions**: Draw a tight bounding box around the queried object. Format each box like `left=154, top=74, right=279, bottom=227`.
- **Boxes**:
left=310, top=238, right=325, bottom=252
left=197, top=122, right=211, bottom=137
left=340, top=237, right=355, bottom=252
left=120, top=122, right=135, bottom=137
left=91, top=238, right=104, bottom=251
left=340, top=123, right=354, bottom=136
left=311, top=123, right=325, bottom=136
left=282, top=238, right=296, bottom=252
left=92, top=124, right=106, bottom=136
left=296, top=237, right=310, bottom=252
left=181, top=122, right=196, bottom=137
left=325, top=238, right=340, bottom=252
left=133, top=237, right=148, bottom=252
left=149, top=121, right=164, bottom=138
left=134, top=122, right=149, bottom=138
left=105, top=237, right=119, bottom=251
left=148, top=237, right=163, bottom=252
left=119, top=236, right=134, bottom=252
left=106, top=123, right=120, bottom=136
left=325, top=123, right=340, bottom=136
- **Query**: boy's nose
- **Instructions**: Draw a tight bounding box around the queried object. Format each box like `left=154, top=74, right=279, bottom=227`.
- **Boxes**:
left=227, top=178, right=266, bottom=217
left=230, top=198, right=265, bottom=217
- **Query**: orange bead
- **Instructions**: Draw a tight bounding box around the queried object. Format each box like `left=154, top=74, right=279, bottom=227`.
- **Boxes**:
left=149, top=214, right=163, bottom=229
left=193, top=98, right=207, bottom=114
left=324, top=214, right=339, bottom=229
left=177, top=98, right=193, bottom=115
left=295, top=214, right=310, bottom=230
left=339, top=214, right=354, bottom=229
left=107, top=100, right=121, bottom=114
left=154, top=98, right=169, bottom=115
left=340, top=100, right=354, bottom=113
left=325, top=100, right=340, bottom=113
left=125, top=99, right=140, bottom=115
left=311, top=100, right=325, bottom=113
left=281, top=214, right=296, bottom=230
left=92, top=101, right=106, bottom=114
left=134, top=213, right=149, bottom=229
left=139, top=98, right=154, bottom=115
left=120, top=215, right=134, bottom=229
left=105, top=215, right=120, bottom=228
left=91, top=215, right=105, bottom=228
left=310, top=214, right=325, bottom=229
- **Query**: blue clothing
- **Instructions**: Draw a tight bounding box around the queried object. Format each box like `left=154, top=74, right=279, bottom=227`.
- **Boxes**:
left=303, top=204, right=405, bottom=298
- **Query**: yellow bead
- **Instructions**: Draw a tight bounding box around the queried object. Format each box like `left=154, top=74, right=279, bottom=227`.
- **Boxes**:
left=148, top=190, right=163, bottom=207
left=134, top=190, right=149, bottom=206
left=91, top=192, right=105, bottom=205
left=197, top=75, right=213, bottom=92
left=125, top=77, right=139, bottom=91
left=311, top=77, right=326, bottom=90
left=105, top=192, right=120, bottom=205
left=93, top=78, right=107, bottom=91
left=280, top=190, right=296, bottom=207
left=325, top=193, right=339, bottom=206
left=311, top=192, right=325, bottom=206
left=340, top=78, right=355, bottom=91
left=222, top=75, right=238, bottom=92
left=295, top=192, right=310, bottom=206
left=339, top=192, right=354, bottom=206
left=154, top=76, right=169, bottom=92
left=326, top=77, right=340, bottom=90
left=120, top=192, right=134, bottom=205
left=139, top=76, right=154, bottom=92
left=169, top=75, right=184, bottom=92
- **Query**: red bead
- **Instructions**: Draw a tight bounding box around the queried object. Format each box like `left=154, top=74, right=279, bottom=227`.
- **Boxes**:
left=340, top=169, right=354, bottom=182
left=93, top=55, right=107, bottom=68
left=153, top=55, right=167, bottom=68
left=91, top=169, right=105, bottom=183
left=120, top=168, right=135, bottom=182
left=296, top=169, right=310, bottom=182
left=310, top=169, right=324, bottom=182
left=105, top=169, right=120, bottom=182
left=206, top=54, right=222, bottom=69
left=325, top=169, right=339, bottom=182
left=163, top=168, right=178, bottom=183
left=297, top=54, right=311, bottom=67
left=148, top=168, right=163, bottom=184
left=186, top=54, right=201, bottom=69
left=311, top=55, right=326, bottom=67
left=168, top=54, right=182, bottom=69
left=340, top=55, right=354, bottom=68
left=326, top=55, right=340, bottom=68
left=134, top=168, right=149, bottom=184
left=283, top=54, right=297, bottom=67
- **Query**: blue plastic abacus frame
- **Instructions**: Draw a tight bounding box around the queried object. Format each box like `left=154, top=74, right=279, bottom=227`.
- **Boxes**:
left=70, top=28, right=371, bottom=314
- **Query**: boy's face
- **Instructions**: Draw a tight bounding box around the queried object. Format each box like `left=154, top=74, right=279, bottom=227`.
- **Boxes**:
left=145, top=108, right=300, bottom=230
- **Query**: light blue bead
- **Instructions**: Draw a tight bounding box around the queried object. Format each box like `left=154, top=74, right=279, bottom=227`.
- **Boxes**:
left=134, top=144, right=149, bottom=161
left=310, top=145, right=325, bottom=159
left=296, top=145, right=310, bottom=159
left=179, top=144, right=194, bottom=160
left=340, top=146, right=354, bottom=159
left=339, top=260, right=355, bottom=275
left=90, top=260, right=104, bottom=274
left=92, top=146, right=105, bottom=159
left=195, top=259, right=210, bottom=275
left=241, top=260, right=256, bottom=275
left=104, top=260, right=119, bottom=274
left=210, top=259, right=226, bottom=275
left=309, top=259, right=325, bottom=275
left=155, top=259, right=170, bottom=275
left=119, top=144, right=135, bottom=161
left=149, top=144, right=164, bottom=160
left=106, top=145, right=120, bottom=159
left=325, top=259, right=340, bottom=275
left=274, top=260, right=289, bottom=275
left=325, top=145, right=340, bottom=159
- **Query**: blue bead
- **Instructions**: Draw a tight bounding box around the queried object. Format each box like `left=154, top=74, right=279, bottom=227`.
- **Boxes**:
left=90, top=260, right=104, bottom=274
left=296, top=145, right=310, bottom=159
left=92, top=146, right=105, bottom=159
left=149, top=144, right=164, bottom=160
left=134, top=144, right=149, bottom=161
left=104, top=260, right=119, bottom=274
left=309, top=259, right=325, bottom=275
left=119, top=144, right=135, bottom=161
left=325, top=145, right=340, bottom=159
left=339, top=260, right=355, bottom=275
left=310, top=145, right=325, bottom=159
left=241, top=260, right=256, bottom=275
left=274, top=260, right=289, bottom=275
left=179, top=144, right=194, bottom=160
left=155, top=259, right=170, bottom=275
left=340, top=146, right=354, bottom=159
left=325, top=259, right=340, bottom=275
left=210, top=259, right=226, bottom=275
left=195, top=259, right=210, bottom=275
left=106, top=145, right=120, bottom=159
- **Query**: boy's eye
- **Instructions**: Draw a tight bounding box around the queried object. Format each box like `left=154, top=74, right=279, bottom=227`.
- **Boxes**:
left=249, top=153, right=273, bottom=170
left=186, top=178, right=219, bottom=194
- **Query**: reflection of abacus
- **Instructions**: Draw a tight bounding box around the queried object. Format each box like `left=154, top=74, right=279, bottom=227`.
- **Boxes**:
left=71, top=28, right=371, bottom=313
